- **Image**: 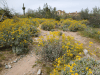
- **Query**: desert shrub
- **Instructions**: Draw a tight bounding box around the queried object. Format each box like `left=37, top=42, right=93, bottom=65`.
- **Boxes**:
left=41, top=39, right=63, bottom=62
left=80, top=6, right=100, bottom=28
left=38, top=31, right=63, bottom=62
left=68, top=22, right=87, bottom=32
left=23, top=17, right=39, bottom=27
left=62, top=57, right=100, bottom=75
left=50, top=54, right=100, bottom=75
left=37, top=18, right=46, bottom=24
left=41, top=21, right=55, bottom=31
left=38, top=32, right=83, bottom=62
left=29, top=25, right=40, bottom=37
left=62, top=25, right=69, bottom=31
left=55, top=16, right=61, bottom=21
left=61, top=19, right=73, bottom=27
left=0, top=18, right=40, bottom=55
left=79, top=27, right=100, bottom=42
left=80, top=20, right=89, bottom=25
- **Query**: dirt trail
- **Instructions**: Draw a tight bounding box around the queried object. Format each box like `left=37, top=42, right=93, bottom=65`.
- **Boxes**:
left=0, top=50, right=41, bottom=75
left=1, top=26, right=100, bottom=75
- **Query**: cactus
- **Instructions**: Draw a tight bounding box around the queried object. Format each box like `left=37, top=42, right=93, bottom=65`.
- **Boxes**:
left=22, top=3, right=26, bottom=16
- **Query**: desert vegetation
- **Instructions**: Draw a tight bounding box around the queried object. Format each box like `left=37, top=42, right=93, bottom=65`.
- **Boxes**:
left=0, top=2, right=100, bottom=75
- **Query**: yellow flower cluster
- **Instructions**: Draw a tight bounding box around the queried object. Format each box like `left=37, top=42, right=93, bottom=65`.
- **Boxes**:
left=41, top=20, right=55, bottom=31
left=38, top=31, right=85, bottom=75
left=0, top=17, right=39, bottom=50
left=59, top=18, right=88, bottom=32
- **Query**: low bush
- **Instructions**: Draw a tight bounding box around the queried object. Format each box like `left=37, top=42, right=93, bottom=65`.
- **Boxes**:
left=0, top=18, right=40, bottom=55
left=38, top=31, right=63, bottom=62
left=38, top=31, right=83, bottom=62
left=79, top=27, right=100, bottom=42
left=68, top=22, right=87, bottom=32
left=41, top=21, right=55, bottom=31
left=62, top=57, right=100, bottom=75
left=61, top=19, right=73, bottom=27
left=55, top=16, right=61, bottom=21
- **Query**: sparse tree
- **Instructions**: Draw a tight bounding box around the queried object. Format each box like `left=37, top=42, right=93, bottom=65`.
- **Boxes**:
left=80, top=8, right=89, bottom=20
left=0, top=0, right=13, bottom=22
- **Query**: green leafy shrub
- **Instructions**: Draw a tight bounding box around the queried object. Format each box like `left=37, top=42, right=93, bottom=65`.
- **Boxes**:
left=41, top=21, right=55, bottom=31
left=61, top=19, right=72, bottom=27
left=55, top=16, right=60, bottom=21
left=62, top=57, right=100, bottom=75
left=38, top=32, right=83, bottom=62
left=79, top=27, right=100, bottom=42
left=62, top=25, right=69, bottom=31
left=68, top=22, right=87, bottom=32
left=41, top=39, right=63, bottom=62
left=0, top=19, right=40, bottom=55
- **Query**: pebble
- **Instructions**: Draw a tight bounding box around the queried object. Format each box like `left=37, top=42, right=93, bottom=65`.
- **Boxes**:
left=8, top=65, right=12, bottom=69
left=37, top=69, right=41, bottom=75
left=13, top=60, right=17, bottom=63
left=83, top=49, right=88, bottom=55
left=5, top=65, right=9, bottom=69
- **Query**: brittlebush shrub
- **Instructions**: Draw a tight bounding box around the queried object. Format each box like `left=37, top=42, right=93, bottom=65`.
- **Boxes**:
left=50, top=57, right=100, bottom=75
left=38, top=31, right=83, bottom=62
left=62, top=57, right=100, bottom=75
left=25, top=18, right=39, bottom=27
left=38, top=31, right=63, bottom=62
left=68, top=22, right=87, bottom=32
left=41, top=21, right=55, bottom=31
left=61, top=19, right=73, bottom=27
left=0, top=18, right=40, bottom=55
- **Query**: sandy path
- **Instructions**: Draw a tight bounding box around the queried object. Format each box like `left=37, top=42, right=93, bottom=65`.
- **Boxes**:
left=0, top=50, right=41, bottom=75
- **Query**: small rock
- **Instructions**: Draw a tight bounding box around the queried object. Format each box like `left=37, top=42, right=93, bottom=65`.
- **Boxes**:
left=83, top=49, right=88, bottom=55
left=13, top=59, right=17, bottom=63
left=37, top=69, right=41, bottom=75
left=20, top=55, right=24, bottom=57
left=5, top=65, right=9, bottom=69
left=13, top=61, right=16, bottom=63
left=8, top=65, right=12, bottom=69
